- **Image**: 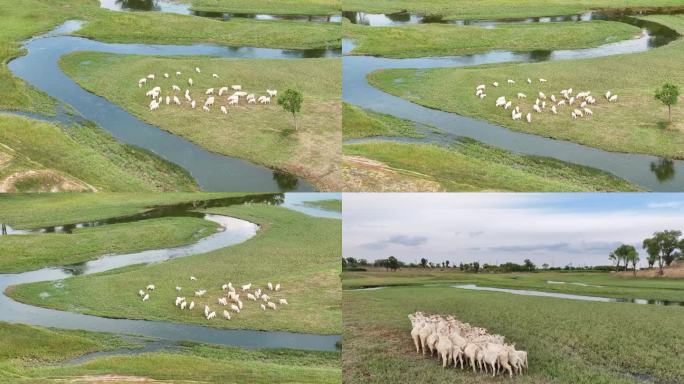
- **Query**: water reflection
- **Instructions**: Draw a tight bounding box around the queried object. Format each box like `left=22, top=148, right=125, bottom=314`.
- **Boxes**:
left=114, top=0, right=158, bottom=11
left=273, top=171, right=300, bottom=191
left=651, top=158, right=676, bottom=181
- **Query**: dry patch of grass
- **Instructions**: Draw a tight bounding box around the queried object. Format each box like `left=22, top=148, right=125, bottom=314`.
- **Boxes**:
left=342, top=155, right=444, bottom=192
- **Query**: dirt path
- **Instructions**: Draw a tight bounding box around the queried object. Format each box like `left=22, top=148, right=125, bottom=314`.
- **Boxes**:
left=0, top=169, right=97, bottom=193
left=343, top=155, right=443, bottom=192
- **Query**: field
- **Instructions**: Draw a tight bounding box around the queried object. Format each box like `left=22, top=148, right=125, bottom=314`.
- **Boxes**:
left=303, top=199, right=342, bottom=212
left=368, top=15, right=684, bottom=159
left=0, top=217, right=218, bottom=273
left=60, top=52, right=341, bottom=191
left=9, top=203, right=342, bottom=335
left=342, top=269, right=684, bottom=384
left=344, top=20, right=640, bottom=58
left=341, top=0, right=684, bottom=19
left=342, top=105, right=639, bottom=192
left=0, top=115, right=199, bottom=192
left=0, top=322, right=340, bottom=384
left=191, top=0, right=341, bottom=15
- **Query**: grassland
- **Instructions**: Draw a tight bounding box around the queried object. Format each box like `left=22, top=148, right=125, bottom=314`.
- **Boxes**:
left=9, top=203, right=341, bottom=335
left=0, top=115, right=199, bottom=192
left=60, top=52, right=341, bottom=190
left=191, top=0, right=341, bottom=15
left=0, top=192, right=248, bottom=228
left=343, top=103, right=425, bottom=139
left=342, top=0, right=684, bottom=20
left=368, top=15, right=684, bottom=159
left=303, top=199, right=342, bottom=212
left=344, top=20, right=640, bottom=58
left=0, top=323, right=340, bottom=384
left=0, top=217, right=218, bottom=273
left=342, top=105, right=639, bottom=191
left=342, top=271, right=684, bottom=383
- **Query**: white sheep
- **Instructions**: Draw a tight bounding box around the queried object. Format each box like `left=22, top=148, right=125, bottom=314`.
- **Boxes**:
left=222, top=284, right=229, bottom=290
left=478, top=94, right=486, bottom=100
left=526, top=113, right=532, bottom=123
left=202, top=105, right=210, bottom=112
left=138, top=78, right=147, bottom=87
left=142, top=294, right=150, bottom=301
left=173, top=96, right=181, bottom=105
left=267, top=89, right=278, bottom=97
left=164, top=73, right=169, bottom=78
left=195, top=290, right=206, bottom=297
left=275, top=284, right=281, bottom=291
left=149, top=100, right=159, bottom=111
left=267, top=282, right=273, bottom=291
left=180, top=301, right=187, bottom=310
left=230, top=304, right=240, bottom=313
left=504, top=101, right=512, bottom=109
left=191, top=100, right=196, bottom=109
left=205, top=96, right=215, bottom=106
left=231, top=85, right=242, bottom=91
left=539, top=78, right=547, bottom=83
left=241, top=283, right=252, bottom=291
left=507, top=79, right=515, bottom=84
left=605, top=91, right=612, bottom=100
left=218, top=87, right=229, bottom=96
left=278, top=298, right=288, bottom=305
left=188, top=78, right=193, bottom=86
left=526, top=78, right=531, bottom=84
left=204, top=305, right=210, bottom=317
left=492, top=82, right=499, bottom=87
left=172, top=85, right=181, bottom=92
left=176, top=71, right=182, bottom=76
left=260, top=304, right=266, bottom=311
left=222, top=310, right=232, bottom=319
left=195, top=67, right=201, bottom=73
left=533, top=104, right=541, bottom=113
left=609, top=95, right=618, bottom=102
left=138, top=289, right=145, bottom=297
left=212, top=73, right=219, bottom=78
left=175, top=297, right=185, bottom=306
left=206, top=88, right=214, bottom=95
left=551, top=105, right=557, bottom=114
left=517, top=93, right=526, bottom=99
left=267, top=302, right=277, bottom=310
left=584, top=108, right=593, bottom=116
left=557, top=99, right=566, bottom=106
left=475, top=84, right=485, bottom=91
left=206, top=311, right=216, bottom=320
left=218, top=297, right=228, bottom=306
left=247, top=293, right=257, bottom=301
left=147, top=284, right=155, bottom=291
left=221, top=106, right=228, bottom=114
left=538, top=91, right=546, bottom=100
left=189, top=301, right=195, bottom=310
left=261, top=294, right=270, bottom=302
left=190, top=276, right=197, bottom=281
left=147, top=74, right=155, bottom=80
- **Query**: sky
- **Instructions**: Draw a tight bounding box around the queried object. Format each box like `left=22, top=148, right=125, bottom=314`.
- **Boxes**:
left=342, top=193, right=684, bottom=267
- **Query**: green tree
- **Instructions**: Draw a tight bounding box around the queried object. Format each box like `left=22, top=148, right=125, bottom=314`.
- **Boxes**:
left=472, top=262, right=480, bottom=273
left=655, top=83, right=680, bottom=123
left=420, top=258, right=428, bottom=268
left=277, top=88, right=304, bottom=130
left=642, top=230, right=683, bottom=275
left=341, top=258, right=347, bottom=268
left=445, top=260, right=450, bottom=268
left=523, top=259, right=536, bottom=272
left=388, top=256, right=399, bottom=271
left=542, top=263, right=549, bottom=270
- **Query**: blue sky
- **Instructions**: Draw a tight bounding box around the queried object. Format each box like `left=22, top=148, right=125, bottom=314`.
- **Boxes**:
left=342, top=193, right=684, bottom=267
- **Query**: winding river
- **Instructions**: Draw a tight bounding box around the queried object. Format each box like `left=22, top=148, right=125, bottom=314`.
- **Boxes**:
left=343, top=9, right=684, bottom=191
left=0, top=193, right=341, bottom=352
left=9, top=21, right=340, bottom=192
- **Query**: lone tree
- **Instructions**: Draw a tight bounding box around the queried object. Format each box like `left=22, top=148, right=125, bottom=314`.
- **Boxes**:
left=277, top=88, right=303, bottom=130
left=420, top=258, right=428, bottom=268
left=388, top=256, right=399, bottom=271
left=655, top=83, right=679, bottom=123
left=642, top=230, right=683, bottom=275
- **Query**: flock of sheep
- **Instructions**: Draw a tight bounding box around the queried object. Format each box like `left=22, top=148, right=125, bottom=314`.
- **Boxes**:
left=137, top=276, right=288, bottom=321
left=138, top=66, right=278, bottom=114
left=474, top=78, right=619, bottom=123
left=409, top=311, right=528, bottom=378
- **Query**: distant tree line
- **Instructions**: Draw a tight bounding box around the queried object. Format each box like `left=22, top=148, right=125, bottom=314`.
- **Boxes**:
left=610, top=229, right=684, bottom=276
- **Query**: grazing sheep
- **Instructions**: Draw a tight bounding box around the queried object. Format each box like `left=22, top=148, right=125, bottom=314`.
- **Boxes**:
left=206, top=88, right=214, bottom=95
left=526, top=78, right=532, bottom=84
left=260, top=96, right=271, bottom=104
left=507, top=79, right=515, bottom=84
left=173, top=96, right=181, bottom=105
left=538, top=91, right=546, bottom=100
left=533, top=104, right=542, bottom=113
left=557, top=99, right=566, bottom=106
left=539, top=78, right=547, bottom=83
left=230, top=304, right=240, bottom=313
left=176, top=71, right=182, bottom=76
left=218, top=87, right=229, bottom=96
left=218, top=297, right=228, bottom=306
left=526, top=113, right=532, bottom=123
left=571, top=111, right=577, bottom=119
left=164, top=73, right=169, bottom=78
left=475, top=89, right=483, bottom=96
left=574, top=108, right=584, bottom=117
left=204, top=305, right=210, bottom=317
left=261, top=294, right=270, bottom=302
left=551, top=105, right=557, bottom=114
left=221, top=106, right=228, bottom=114
left=584, top=108, right=593, bottom=116
left=222, top=284, right=229, bottom=290
left=476, top=84, right=486, bottom=91
left=138, top=289, right=145, bottom=297
left=138, top=78, right=147, bottom=87
left=231, top=85, right=242, bottom=91
left=241, top=283, right=252, bottom=291
left=189, top=301, right=195, bottom=310
left=478, top=94, right=486, bottom=100
left=191, top=100, right=196, bottom=109
left=202, top=105, right=210, bottom=112
left=247, top=293, right=257, bottom=301
left=275, top=284, right=281, bottom=291
left=223, top=310, right=231, bottom=319
left=147, top=74, right=155, bottom=80
left=188, top=78, right=193, bottom=86
left=267, top=302, right=277, bottom=310
left=205, top=96, right=215, bottom=106
left=146, top=284, right=155, bottom=291
left=212, top=73, right=219, bottom=78
left=206, top=311, right=216, bottom=320
left=175, top=297, right=185, bottom=306
left=149, top=100, right=159, bottom=111
left=142, top=294, right=150, bottom=301
left=165, top=96, right=170, bottom=105
left=492, top=82, right=499, bottom=87
left=195, top=67, right=201, bottom=73
left=609, top=94, right=618, bottom=102
left=180, top=301, right=187, bottom=310
left=517, top=93, right=526, bottom=99
left=195, top=290, right=206, bottom=297
left=504, top=101, right=512, bottom=109
left=551, top=94, right=557, bottom=102
left=268, top=282, right=273, bottom=291
left=190, top=276, right=197, bottom=281
left=172, top=85, right=181, bottom=92
left=279, top=298, right=288, bottom=305
left=260, top=304, right=266, bottom=311
left=605, top=91, right=612, bottom=99
left=495, top=96, right=506, bottom=107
